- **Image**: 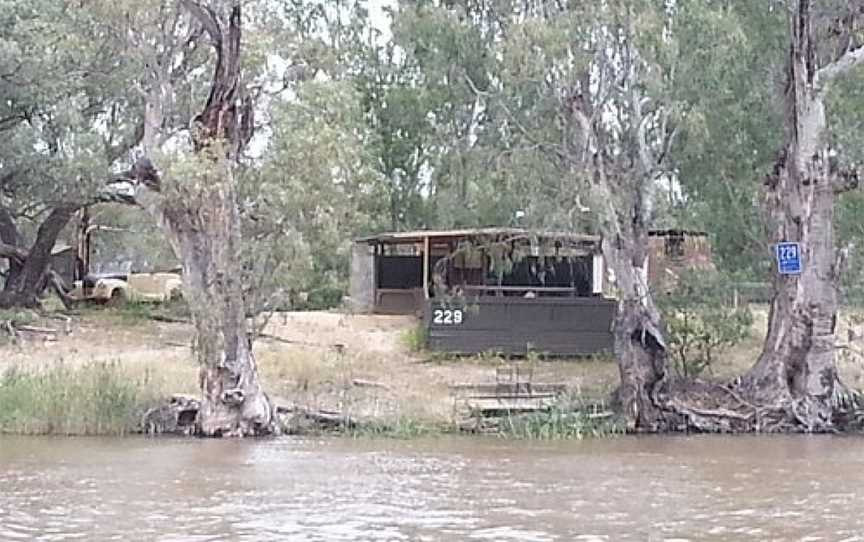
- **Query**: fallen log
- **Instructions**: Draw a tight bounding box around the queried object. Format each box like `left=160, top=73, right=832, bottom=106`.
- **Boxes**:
left=352, top=378, right=390, bottom=390
left=148, top=314, right=190, bottom=324
left=14, top=325, right=57, bottom=335
left=276, top=403, right=359, bottom=434
left=43, top=313, right=73, bottom=335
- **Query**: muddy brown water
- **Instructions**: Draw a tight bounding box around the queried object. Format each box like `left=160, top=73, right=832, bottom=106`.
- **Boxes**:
left=1, top=435, right=864, bottom=541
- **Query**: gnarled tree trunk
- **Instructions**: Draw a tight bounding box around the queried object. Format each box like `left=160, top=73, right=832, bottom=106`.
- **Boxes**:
left=593, top=179, right=668, bottom=431
left=134, top=0, right=275, bottom=437
left=608, top=263, right=668, bottom=429
left=742, top=0, right=863, bottom=430
left=569, top=91, right=672, bottom=431
left=161, top=176, right=274, bottom=437
left=0, top=206, right=76, bottom=309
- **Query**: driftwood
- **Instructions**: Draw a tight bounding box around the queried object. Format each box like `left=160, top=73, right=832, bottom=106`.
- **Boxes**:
left=274, top=402, right=359, bottom=434
left=48, top=270, right=74, bottom=310
left=140, top=394, right=361, bottom=436
left=43, top=313, right=73, bottom=335
left=14, top=325, right=57, bottom=335
left=256, top=332, right=346, bottom=353
left=141, top=394, right=201, bottom=435
left=255, top=332, right=324, bottom=348
left=148, top=314, right=191, bottom=324
left=352, top=378, right=389, bottom=390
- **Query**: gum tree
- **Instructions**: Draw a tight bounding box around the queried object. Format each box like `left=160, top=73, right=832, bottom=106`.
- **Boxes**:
left=130, top=0, right=277, bottom=436
left=742, top=0, right=864, bottom=429
left=0, top=1, right=143, bottom=308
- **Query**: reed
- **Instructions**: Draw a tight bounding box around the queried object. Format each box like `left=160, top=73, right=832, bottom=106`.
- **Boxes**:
left=0, top=361, right=167, bottom=436
left=496, top=399, right=626, bottom=440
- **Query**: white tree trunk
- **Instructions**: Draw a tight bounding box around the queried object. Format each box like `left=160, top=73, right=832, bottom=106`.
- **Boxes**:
left=743, top=1, right=863, bottom=429
left=134, top=0, right=276, bottom=436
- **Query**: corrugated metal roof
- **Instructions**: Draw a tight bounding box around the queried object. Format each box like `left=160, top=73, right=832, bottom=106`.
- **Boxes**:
left=647, top=229, right=708, bottom=237
left=355, top=227, right=601, bottom=245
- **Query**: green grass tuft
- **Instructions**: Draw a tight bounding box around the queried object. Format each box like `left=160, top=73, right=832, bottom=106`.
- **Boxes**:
left=495, top=397, right=626, bottom=440
left=348, top=416, right=452, bottom=439
left=399, top=323, right=428, bottom=353
left=0, top=361, right=164, bottom=436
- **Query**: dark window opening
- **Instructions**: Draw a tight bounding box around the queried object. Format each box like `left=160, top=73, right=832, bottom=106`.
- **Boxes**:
left=664, top=235, right=685, bottom=259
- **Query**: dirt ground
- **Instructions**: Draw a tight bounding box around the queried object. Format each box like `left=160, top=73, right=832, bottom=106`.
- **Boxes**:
left=3, top=304, right=864, bottom=425
left=0, top=309, right=619, bottom=425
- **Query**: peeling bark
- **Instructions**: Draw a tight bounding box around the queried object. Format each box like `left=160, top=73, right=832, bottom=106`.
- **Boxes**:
left=595, top=185, right=669, bottom=431
left=742, top=1, right=864, bottom=430
left=135, top=0, right=275, bottom=437
left=569, top=90, right=670, bottom=430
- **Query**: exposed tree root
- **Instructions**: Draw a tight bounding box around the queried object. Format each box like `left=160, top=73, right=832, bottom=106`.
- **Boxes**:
left=642, top=376, right=864, bottom=434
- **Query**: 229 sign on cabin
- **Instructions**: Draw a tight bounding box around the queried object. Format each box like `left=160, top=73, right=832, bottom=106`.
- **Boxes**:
left=432, top=308, right=464, bottom=325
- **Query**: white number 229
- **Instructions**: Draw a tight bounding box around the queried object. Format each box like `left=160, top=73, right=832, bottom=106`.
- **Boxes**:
left=433, top=309, right=463, bottom=325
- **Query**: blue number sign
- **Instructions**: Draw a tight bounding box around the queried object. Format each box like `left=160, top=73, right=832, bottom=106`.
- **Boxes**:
left=775, top=242, right=802, bottom=275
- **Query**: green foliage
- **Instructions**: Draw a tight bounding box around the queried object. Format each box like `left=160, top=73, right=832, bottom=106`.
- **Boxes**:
left=348, top=417, right=446, bottom=439
left=658, top=271, right=753, bottom=378
left=0, top=309, right=36, bottom=326
left=400, top=323, right=428, bottom=353
left=303, top=286, right=346, bottom=311
left=497, top=397, right=625, bottom=440
left=247, top=79, right=386, bottom=314
left=669, top=2, right=786, bottom=278
left=0, top=362, right=160, bottom=436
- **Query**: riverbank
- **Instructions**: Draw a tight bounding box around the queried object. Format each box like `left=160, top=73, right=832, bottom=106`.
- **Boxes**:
left=0, top=307, right=624, bottom=437
left=2, top=304, right=864, bottom=438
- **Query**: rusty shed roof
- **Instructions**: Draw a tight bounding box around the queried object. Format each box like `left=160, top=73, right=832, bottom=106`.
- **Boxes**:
left=355, top=227, right=601, bottom=246
left=647, top=229, right=708, bottom=237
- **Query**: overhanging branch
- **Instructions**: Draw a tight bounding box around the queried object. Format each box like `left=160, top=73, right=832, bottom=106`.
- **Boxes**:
left=0, top=242, right=27, bottom=264
left=178, top=0, right=221, bottom=44
left=818, top=45, right=864, bottom=89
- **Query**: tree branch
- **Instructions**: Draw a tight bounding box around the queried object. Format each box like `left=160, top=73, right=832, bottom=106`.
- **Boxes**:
left=178, top=0, right=221, bottom=44
left=464, top=74, right=569, bottom=163
left=818, top=45, right=864, bottom=87
left=0, top=241, right=27, bottom=264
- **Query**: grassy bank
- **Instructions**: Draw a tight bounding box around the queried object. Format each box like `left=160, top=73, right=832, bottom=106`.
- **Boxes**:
left=0, top=362, right=172, bottom=436
left=0, top=357, right=621, bottom=440
left=0, top=308, right=683, bottom=439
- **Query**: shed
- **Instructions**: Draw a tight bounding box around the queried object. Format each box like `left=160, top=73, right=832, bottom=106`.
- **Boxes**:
left=350, top=228, right=616, bottom=356
left=646, top=229, right=714, bottom=292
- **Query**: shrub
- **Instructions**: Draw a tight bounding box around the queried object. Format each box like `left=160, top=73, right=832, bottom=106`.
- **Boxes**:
left=400, top=323, right=427, bottom=352
left=657, top=271, right=753, bottom=378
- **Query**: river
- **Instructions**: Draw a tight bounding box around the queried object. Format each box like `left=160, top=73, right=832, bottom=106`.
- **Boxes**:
left=1, top=435, right=863, bottom=541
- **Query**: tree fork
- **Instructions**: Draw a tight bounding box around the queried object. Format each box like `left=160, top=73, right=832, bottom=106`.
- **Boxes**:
left=0, top=206, right=77, bottom=309
left=133, top=0, right=277, bottom=437
left=740, top=0, right=864, bottom=431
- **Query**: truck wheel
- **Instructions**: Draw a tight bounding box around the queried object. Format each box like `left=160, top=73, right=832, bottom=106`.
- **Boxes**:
left=106, top=289, right=126, bottom=308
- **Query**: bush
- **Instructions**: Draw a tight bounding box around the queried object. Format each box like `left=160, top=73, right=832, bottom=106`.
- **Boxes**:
left=657, top=271, right=753, bottom=378
left=307, top=286, right=344, bottom=310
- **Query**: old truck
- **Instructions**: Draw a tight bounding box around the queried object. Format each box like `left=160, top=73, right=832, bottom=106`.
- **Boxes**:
left=67, top=271, right=182, bottom=305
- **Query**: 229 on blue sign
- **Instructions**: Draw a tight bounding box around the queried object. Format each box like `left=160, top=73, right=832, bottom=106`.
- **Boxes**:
left=776, top=242, right=802, bottom=275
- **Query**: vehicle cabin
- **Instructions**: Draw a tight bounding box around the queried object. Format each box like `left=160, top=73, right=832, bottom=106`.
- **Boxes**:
left=350, top=228, right=617, bottom=356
